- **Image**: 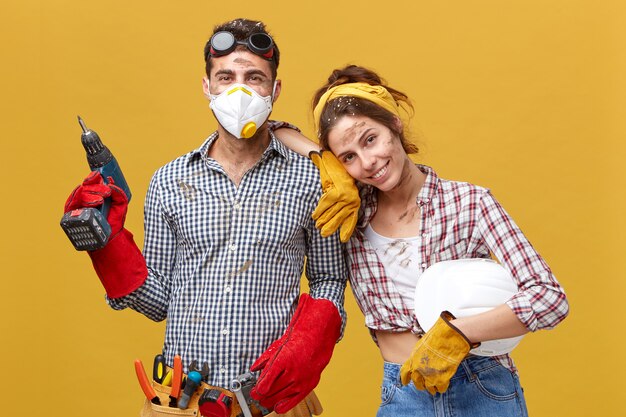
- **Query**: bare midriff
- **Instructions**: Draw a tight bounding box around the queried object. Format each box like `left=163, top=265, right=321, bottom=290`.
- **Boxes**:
left=375, top=329, right=421, bottom=364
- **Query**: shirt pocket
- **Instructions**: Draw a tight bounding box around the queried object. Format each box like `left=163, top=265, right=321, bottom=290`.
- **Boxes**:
left=431, top=240, right=469, bottom=263
left=249, top=190, right=309, bottom=247
left=471, top=359, right=520, bottom=401
left=380, top=380, right=398, bottom=406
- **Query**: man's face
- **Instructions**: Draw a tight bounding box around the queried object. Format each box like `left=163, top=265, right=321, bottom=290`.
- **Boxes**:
left=203, top=49, right=281, bottom=99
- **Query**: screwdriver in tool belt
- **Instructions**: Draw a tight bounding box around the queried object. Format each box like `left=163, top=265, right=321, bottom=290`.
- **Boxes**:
left=153, top=354, right=167, bottom=384
left=135, top=359, right=161, bottom=405
left=162, top=369, right=173, bottom=386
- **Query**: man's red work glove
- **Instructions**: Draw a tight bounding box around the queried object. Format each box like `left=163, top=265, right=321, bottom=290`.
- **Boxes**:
left=250, top=294, right=341, bottom=413
left=64, top=171, right=147, bottom=298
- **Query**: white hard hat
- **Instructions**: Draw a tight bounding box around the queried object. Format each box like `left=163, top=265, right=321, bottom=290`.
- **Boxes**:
left=414, top=258, right=524, bottom=356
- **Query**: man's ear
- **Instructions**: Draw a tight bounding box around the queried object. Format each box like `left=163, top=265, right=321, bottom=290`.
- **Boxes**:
left=202, top=77, right=210, bottom=97
left=272, top=79, right=282, bottom=103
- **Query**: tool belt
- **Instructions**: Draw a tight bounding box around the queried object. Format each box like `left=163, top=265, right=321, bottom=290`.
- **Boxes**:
left=139, top=377, right=323, bottom=417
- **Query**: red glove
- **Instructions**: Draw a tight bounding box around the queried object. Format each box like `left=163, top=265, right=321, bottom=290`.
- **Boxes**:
left=250, top=294, right=341, bottom=413
left=64, top=172, right=147, bottom=298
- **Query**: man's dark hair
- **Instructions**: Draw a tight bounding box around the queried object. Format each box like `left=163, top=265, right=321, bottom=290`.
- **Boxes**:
left=204, top=18, right=280, bottom=79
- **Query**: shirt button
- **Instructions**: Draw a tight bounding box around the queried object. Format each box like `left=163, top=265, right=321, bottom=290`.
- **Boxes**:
left=220, top=367, right=226, bottom=373
left=422, top=233, right=428, bottom=238
left=225, top=286, right=232, bottom=293
left=222, top=328, right=229, bottom=335
left=233, top=203, right=241, bottom=210
left=424, top=198, right=430, bottom=204
left=421, top=263, right=427, bottom=268
left=229, top=244, right=237, bottom=251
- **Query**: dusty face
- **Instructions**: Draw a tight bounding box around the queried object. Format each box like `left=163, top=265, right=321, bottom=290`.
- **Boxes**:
left=202, top=50, right=281, bottom=140
left=202, top=49, right=281, bottom=99
left=327, top=115, right=410, bottom=192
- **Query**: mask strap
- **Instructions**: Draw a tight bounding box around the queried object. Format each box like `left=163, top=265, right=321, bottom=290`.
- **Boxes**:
left=203, top=77, right=211, bottom=99
left=271, top=80, right=278, bottom=102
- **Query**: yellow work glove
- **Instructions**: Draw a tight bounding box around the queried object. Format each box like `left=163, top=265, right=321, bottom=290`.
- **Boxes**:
left=400, top=311, right=479, bottom=395
left=309, top=150, right=360, bottom=243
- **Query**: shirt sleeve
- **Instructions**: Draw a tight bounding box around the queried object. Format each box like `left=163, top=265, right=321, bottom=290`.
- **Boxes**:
left=106, top=173, right=175, bottom=322
left=476, top=189, right=569, bottom=331
left=303, top=199, right=349, bottom=339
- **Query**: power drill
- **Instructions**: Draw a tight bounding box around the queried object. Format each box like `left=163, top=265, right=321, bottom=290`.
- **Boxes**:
left=60, top=116, right=132, bottom=251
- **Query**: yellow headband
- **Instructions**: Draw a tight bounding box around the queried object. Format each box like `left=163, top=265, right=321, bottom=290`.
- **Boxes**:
left=313, top=82, right=400, bottom=131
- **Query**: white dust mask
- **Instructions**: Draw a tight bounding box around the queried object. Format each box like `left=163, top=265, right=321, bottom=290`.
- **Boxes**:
left=209, top=82, right=275, bottom=139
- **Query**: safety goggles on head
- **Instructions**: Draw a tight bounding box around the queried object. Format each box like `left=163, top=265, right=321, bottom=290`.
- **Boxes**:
left=207, top=31, right=275, bottom=61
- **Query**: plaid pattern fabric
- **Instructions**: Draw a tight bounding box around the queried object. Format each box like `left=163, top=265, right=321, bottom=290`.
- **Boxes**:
left=346, top=165, right=568, bottom=372
left=108, top=130, right=347, bottom=387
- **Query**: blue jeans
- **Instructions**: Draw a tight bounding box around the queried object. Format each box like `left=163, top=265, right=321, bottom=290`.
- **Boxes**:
left=377, top=356, right=529, bottom=417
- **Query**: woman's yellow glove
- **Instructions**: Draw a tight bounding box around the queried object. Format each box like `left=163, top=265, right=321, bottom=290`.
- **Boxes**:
left=400, top=311, right=479, bottom=395
left=309, top=150, right=360, bottom=243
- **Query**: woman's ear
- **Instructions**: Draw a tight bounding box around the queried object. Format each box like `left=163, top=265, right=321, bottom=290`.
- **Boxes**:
left=393, top=115, right=404, bottom=133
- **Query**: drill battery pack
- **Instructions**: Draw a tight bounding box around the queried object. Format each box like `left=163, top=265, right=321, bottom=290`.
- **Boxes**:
left=60, top=207, right=111, bottom=251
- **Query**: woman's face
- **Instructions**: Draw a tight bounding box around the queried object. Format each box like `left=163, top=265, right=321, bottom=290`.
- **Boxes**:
left=327, top=115, right=409, bottom=191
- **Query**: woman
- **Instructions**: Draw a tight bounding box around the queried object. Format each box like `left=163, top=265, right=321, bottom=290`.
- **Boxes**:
left=277, top=65, right=569, bottom=417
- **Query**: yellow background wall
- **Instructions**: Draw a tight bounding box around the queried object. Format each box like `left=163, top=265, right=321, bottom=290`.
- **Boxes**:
left=1, top=1, right=624, bottom=416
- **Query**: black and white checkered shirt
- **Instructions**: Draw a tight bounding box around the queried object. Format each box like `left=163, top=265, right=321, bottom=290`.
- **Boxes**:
left=108, top=130, right=348, bottom=387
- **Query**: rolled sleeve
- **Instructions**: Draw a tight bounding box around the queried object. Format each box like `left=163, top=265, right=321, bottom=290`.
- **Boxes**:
left=477, top=190, right=569, bottom=331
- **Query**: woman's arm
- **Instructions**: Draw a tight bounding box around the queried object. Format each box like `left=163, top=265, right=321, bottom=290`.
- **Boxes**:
left=451, top=304, right=528, bottom=343
left=271, top=123, right=360, bottom=243
left=466, top=190, right=569, bottom=341
left=274, top=127, right=321, bottom=156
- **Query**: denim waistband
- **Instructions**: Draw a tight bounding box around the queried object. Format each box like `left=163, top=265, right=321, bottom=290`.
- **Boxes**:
left=383, top=355, right=502, bottom=383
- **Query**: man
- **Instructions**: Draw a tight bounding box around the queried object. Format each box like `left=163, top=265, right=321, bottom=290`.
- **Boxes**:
left=64, top=18, right=348, bottom=416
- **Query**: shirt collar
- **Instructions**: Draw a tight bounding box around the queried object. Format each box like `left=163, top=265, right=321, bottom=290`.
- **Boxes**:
left=186, top=129, right=292, bottom=164
left=358, top=164, right=440, bottom=228
left=415, top=165, right=438, bottom=205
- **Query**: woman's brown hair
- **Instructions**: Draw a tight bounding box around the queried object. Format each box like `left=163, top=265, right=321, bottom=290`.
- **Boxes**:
left=312, top=65, right=418, bottom=154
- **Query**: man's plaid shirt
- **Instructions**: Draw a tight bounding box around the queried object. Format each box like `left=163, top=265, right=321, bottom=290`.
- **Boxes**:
left=108, top=131, right=347, bottom=387
left=345, top=165, right=569, bottom=371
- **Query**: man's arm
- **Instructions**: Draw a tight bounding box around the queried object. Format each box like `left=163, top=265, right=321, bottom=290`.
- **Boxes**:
left=106, top=172, right=175, bottom=321
left=303, top=218, right=348, bottom=330
left=249, top=166, right=349, bottom=413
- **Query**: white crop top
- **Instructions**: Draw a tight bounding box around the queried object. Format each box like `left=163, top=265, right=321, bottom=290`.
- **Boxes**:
left=363, top=224, right=422, bottom=309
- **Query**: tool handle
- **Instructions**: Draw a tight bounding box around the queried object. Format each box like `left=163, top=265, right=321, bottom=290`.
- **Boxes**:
left=134, top=359, right=160, bottom=405
left=170, top=355, right=183, bottom=398
left=178, top=371, right=202, bottom=409
left=153, top=354, right=167, bottom=384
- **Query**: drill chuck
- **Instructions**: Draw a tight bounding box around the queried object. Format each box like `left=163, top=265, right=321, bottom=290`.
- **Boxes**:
left=78, top=115, right=113, bottom=168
